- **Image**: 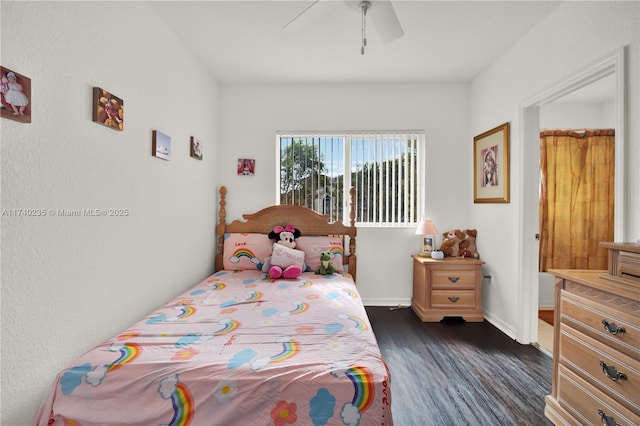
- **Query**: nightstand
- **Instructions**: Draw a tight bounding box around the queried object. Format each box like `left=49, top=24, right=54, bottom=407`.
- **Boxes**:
left=411, top=255, right=485, bottom=322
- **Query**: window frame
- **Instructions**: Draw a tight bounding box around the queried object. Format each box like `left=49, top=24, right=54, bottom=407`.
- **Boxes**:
left=276, top=130, right=426, bottom=227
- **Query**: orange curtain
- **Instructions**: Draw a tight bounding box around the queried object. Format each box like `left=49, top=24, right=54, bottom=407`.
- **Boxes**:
left=539, top=129, right=615, bottom=271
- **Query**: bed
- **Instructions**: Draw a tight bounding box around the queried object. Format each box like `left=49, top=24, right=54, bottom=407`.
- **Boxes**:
left=34, top=186, right=392, bottom=426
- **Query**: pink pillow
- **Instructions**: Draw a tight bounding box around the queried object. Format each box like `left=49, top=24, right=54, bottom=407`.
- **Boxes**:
left=296, top=236, right=344, bottom=272
left=223, top=233, right=273, bottom=270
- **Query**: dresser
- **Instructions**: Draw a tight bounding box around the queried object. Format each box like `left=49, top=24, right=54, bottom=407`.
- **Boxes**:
left=545, top=242, right=640, bottom=426
left=411, top=255, right=484, bottom=322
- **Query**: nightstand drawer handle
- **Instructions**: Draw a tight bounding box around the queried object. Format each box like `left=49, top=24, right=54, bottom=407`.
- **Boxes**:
left=448, top=276, right=460, bottom=283
left=598, top=409, right=620, bottom=426
left=448, top=296, right=460, bottom=303
left=599, top=361, right=627, bottom=381
left=601, top=320, right=626, bottom=335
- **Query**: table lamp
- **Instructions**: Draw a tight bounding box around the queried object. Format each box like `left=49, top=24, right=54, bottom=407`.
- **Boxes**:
left=415, top=220, right=438, bottom=257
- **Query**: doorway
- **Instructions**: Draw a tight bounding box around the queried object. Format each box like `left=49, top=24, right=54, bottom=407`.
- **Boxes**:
left=518, top=48, right=626, bottom=347
left=536, top=127, right=616, bottom=354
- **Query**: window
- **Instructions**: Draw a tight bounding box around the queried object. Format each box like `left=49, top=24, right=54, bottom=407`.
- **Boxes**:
left=276, top=131, right=425, bottom=226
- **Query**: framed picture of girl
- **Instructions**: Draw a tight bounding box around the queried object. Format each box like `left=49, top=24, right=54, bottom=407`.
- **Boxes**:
left=92, top=87, right=124, bottom=131
left=190, top=136, right=202, bottom=160
left=237, top=158, right=255, bottom=176
left=0, top=66, right=31, bottom=123
left=473, top=122, right=510, bottom=203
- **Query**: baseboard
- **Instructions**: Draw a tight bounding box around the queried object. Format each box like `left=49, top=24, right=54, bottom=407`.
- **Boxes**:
left=483, top=310, right=517, bottom=340
left=363, top=298, right=412, bottom=307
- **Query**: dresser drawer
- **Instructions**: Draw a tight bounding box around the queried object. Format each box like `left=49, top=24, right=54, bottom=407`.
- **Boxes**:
left=431, top=290, right=475, bottom=309
left=560, top=289, right=640, bottom=359
left=618, top=250, right=640, bottom=281
left=559, top=324, right=640, bottom=412
left=557, top=365, right=640, bottom=426
left=431, top=269, right=477, bottom=289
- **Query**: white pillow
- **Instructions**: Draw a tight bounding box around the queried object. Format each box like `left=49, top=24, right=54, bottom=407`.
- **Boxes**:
left=270, top=243, right=305, bottom=270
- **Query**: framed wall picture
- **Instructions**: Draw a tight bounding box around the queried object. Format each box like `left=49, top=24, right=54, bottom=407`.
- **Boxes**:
left=1, top=66, right=31, bottom=123
left=92, top=87, right=123, bottom=131
left=474, top=122, right=510, bottom=203
left=237, top=158, right=255, bottom=176
left=190, top=136, right=202, bottom=160
left=152, top=130, right=171, bottom=161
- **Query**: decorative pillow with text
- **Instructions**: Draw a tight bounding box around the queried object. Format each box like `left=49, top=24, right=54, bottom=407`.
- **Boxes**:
left=270, top=243, right=306, bottom=270
left=296, top=236, right=344, bottom=272
left=223, top=233, right=273, bottom=270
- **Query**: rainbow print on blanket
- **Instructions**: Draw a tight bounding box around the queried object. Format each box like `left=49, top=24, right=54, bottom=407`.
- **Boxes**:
left=158, top=374, right=194, bottom=426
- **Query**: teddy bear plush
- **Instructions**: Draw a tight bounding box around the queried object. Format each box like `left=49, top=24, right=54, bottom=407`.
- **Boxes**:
left=315, top=251, right=336, bottom=275
left=459, top=229, right=480, bottom=259
left=262, top=224, right=305, bottom=279
left=439, top=229, right=465, bottom=257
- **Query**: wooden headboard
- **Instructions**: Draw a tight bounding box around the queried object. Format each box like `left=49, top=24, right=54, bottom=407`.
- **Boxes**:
left=215, top=186, right=358, bottom=280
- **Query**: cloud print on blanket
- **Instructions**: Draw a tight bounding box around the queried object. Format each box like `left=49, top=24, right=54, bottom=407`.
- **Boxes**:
left=60, top=341, right=141, bottom=394
left=146, top=304, right=197, bottom=324
left=226, top=336, right=300, bottom=371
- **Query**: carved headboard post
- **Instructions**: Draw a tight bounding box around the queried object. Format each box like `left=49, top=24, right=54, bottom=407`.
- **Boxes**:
left=215, top=186, right=228, bottom=271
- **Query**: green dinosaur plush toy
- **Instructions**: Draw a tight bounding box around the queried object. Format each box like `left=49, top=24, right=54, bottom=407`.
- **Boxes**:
left=315, top=251, right=336, bottom=275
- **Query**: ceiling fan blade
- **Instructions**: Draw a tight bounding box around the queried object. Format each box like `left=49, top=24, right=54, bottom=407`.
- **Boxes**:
left=369, top=0, right=404, bottom=43
left=282, top=0, right=339, bottom=32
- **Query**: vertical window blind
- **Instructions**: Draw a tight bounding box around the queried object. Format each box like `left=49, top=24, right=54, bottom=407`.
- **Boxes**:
left=277, top=131, right=425, bottom=226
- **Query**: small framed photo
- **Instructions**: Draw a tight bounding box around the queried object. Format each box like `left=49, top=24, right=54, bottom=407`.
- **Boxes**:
left=152, top=130, right=171, bottom=161
left=1, top=66, right=31, bottom=123
left=474, top=122, right=510, bottom=203
left=237, top=158, right=255, bottom=176
left=92, top=87, right=123, bottom=131
left=421, top=236, right=435, bottom=254
left=190, top=136, right=202, bottom=160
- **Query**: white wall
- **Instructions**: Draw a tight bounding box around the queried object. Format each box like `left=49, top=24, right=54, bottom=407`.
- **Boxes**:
left=470, top=1, right=639, bottom=340
left=541, top=100, right=615, bottom=129
left=217, top=83, right=472, bottom=304
left=0, top=2, right=218, bottom=424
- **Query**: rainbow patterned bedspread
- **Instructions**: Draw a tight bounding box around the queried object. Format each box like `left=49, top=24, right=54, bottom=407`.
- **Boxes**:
left=34, top=270, right=392, bottom=426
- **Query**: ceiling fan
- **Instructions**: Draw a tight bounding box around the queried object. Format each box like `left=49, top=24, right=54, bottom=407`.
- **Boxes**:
left=282, top=0, right=405, bottom=55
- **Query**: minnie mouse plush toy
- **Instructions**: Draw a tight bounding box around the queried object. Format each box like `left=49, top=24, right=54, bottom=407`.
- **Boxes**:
left=262, top=224, right=305, bottom=279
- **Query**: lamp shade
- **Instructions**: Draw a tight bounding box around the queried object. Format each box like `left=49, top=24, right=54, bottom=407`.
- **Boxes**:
left=415, top=220, right=438, bottom=236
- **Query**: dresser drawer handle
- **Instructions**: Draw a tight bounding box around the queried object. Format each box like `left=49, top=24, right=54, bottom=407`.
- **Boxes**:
left=448, top=296, right=460, bottom=303
left=448, top=276, right=460, bottom=283
left=601, top=320, right=626, bottom=335
left=598, top=409, right=620, bottom=426
left=599, top=361, right=628, bottom=381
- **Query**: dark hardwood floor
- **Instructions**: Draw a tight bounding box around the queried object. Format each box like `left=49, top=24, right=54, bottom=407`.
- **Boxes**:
left=365, top=306, right=554, bottom=426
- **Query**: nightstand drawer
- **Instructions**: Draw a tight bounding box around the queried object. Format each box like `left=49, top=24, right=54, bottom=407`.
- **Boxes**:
left=431, top=269, right=477, bottom=289
left=559, top=324, right=640, bottom=412
left=557, top=364, right=639, bottom=426
left=431, top=290, right=475, bottom=309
